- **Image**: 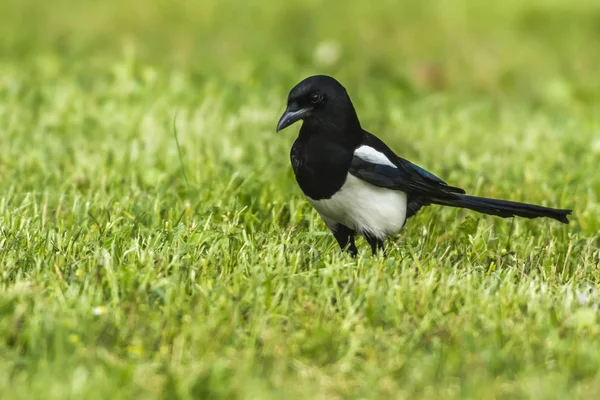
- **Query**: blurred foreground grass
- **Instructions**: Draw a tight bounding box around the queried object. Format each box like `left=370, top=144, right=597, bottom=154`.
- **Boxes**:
left=1, top=0, right=600, bottom=399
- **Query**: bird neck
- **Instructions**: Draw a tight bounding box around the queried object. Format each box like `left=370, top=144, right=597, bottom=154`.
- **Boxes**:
left=300, top=110, right=362, bottom=148
left=300, top=120, right=362, bottom=148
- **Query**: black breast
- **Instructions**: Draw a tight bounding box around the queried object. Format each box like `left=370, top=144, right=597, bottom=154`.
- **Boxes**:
left=290, top=134, right=354, bottom=200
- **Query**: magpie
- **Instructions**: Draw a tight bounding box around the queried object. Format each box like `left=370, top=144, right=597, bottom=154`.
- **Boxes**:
left=276, top=75, right=572, bottom=256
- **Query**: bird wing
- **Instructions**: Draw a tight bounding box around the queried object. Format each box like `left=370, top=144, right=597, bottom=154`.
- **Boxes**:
left=349, top=151, right=465, bottom=197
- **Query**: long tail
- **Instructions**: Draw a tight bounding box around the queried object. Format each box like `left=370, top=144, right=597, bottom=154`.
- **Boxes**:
left=432, top=194, right=572, bottom=224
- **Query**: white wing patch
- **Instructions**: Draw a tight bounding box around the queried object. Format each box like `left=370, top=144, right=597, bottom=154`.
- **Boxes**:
left=354, top=145, right=397, bottom=168
left=307, top=174, right=407, bottom=240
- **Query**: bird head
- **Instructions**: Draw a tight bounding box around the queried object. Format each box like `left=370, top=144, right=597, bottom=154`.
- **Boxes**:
left=276, top=75, right=360, bottom=133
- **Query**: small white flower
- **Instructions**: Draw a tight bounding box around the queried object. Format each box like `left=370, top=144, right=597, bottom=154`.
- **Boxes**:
left=92, top=306, right=106, bottom=316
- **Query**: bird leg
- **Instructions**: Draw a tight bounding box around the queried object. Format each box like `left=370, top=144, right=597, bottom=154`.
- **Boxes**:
left=364, top=232, right=386, bottom=256
left=332, top=224, right=358, bottom=257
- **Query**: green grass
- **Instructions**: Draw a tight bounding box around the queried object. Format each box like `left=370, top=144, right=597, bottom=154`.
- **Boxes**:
left=1, top=0, right=600, bottom=398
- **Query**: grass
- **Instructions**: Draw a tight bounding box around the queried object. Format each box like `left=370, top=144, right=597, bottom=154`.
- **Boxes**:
left=1, top=0, right=600, bottom=398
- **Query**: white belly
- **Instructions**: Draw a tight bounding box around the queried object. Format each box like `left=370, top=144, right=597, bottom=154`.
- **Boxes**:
left=307, top=173, right=407, bottom=239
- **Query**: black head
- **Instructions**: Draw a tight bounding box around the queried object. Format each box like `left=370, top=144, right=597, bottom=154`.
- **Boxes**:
left=276, top=75, right=360, bottom=133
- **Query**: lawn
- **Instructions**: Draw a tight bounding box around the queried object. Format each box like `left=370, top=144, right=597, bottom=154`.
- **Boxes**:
left=1, top=0, right=600, bottom=398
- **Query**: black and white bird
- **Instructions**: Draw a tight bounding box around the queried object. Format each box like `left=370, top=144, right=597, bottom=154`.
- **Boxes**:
left=276, top=75, right=572, bottom=256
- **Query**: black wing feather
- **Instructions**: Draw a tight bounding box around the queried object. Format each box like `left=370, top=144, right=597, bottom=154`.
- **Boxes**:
left=355, top=130, right=465, bottom=196
left=349, top=156, right=465, bottom=197
left=349, top=156, right=570, bottom=223
left=348, top=131, right=570, bottom=224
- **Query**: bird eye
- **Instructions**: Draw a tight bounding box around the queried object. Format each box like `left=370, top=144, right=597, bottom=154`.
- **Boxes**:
left=310, top=93, right=323, bottom=104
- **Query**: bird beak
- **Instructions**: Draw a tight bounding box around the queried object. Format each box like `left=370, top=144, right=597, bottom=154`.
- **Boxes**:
left=276, top=106, right=310, bottom=132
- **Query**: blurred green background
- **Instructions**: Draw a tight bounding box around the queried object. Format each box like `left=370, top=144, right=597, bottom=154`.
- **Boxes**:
left=1, top=0, right=600, bottom=399
left=1, top=0, right=600, bottom=97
